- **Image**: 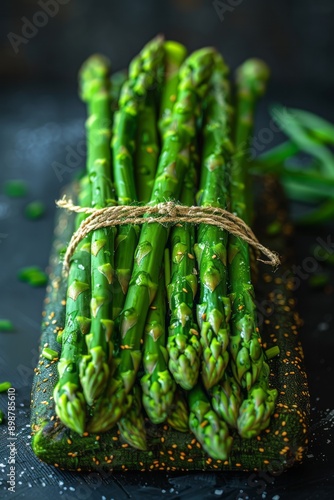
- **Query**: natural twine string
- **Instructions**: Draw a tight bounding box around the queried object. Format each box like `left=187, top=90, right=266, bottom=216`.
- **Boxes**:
left=56, top=197, right=280, bottom=273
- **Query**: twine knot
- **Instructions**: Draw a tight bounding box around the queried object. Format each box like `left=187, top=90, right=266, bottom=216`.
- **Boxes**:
left=157, top=201, right=178, bottom=218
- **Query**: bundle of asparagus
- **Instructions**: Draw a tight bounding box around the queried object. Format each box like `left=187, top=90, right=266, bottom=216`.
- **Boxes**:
left=31, top=36, right=309, bottom=471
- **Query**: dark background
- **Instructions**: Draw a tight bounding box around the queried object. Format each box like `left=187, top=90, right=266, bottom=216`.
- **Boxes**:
left=0, top=0, right=334, bottom=499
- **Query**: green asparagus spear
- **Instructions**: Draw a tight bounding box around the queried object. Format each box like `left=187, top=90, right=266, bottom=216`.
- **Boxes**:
left=78, top=55, right=115, bottom=406
left=115, top=48, right=218, bottom=399
left=135, top=93, right=159, bottom=204
left=116, top=43, right=165, bottom=444
left=140, top=269, right=176, bottom=424
left=195, top=54, right=233, bottom=390
left=53, top=176, right=92, bottom=435
left=228, top=59, right=270, bottom=390
left=167, top=390, right=189, bottom=432
left=159, top=40, right=187, bottom=133
left=112, top=36, right=164, bottom=320
left=167, top=157, right=201, bottom=390
left=113, top=40, right=163, bottom=449
left=86, top=40, right=166, bottom=433
left=161, top=40, right=200, bottom=391
left=211, top=369, right=242, bottom=428
left=86, top=378, right=127, bottom=433
left=112, top=35, right=164, bottom=206
left=87, top=48, right=218, bottom=433
left=237, top=362, right=278, bottom=438
left=117, top=385, right=147, bottom=450
left=109, top=70, right=127, bottom=111
left=188, top=383, right=233, bottom=460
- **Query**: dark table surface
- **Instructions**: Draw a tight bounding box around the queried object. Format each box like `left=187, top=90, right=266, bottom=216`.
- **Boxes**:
left=0, top=84, right=334, bottom=500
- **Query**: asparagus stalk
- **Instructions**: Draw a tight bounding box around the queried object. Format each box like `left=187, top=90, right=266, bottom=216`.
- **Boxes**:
left=167, top=156, right=201, bottom=390
left=140, top=44, right=190, bottom=425
left=112, top=35, right=164, bottom=205
left=133, top=41, right=185, bottom=201
left=88, top=48, right=217, bottom=433
left=111, top=36, right=165, bottom=321
left=237, top=362, right=278, bottom=438
left=117, top=385, right=147, bottom=450
left=134, top=93, right=159, bottom=204
left=188, top=383, right=233, bottom=460
left=54, top=59, right=126, bottom=433
left=116, top=52, right=175, bottom=441
left=86, top=40, right=165, bottom=433
left=228, top=59, right=270, bottom=390
left=167, top=390, right=189, bottom=432
left=113, top=42, right=166, bottom=443
left=109, top=70, right=127, bottom=112
left=159, top=40, right=187, bottom=133
left=115, top=48, right=218, bottom=399
left=195, top=54, right=233, bottom=390
left=53, top=176, right=92, bottom=434
left=78, top=55, right=115, bottom=406
left=211, top=369, right=242, bottom=428
left=140, top=268, right=176, bottom=424
left=159, top=41, right=200, bottom=390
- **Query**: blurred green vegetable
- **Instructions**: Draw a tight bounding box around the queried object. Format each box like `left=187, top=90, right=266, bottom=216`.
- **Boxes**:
left=308, top=273, right=330, bottom=289
left=18, top=266, right=48, bottom=287
left=0, top=382, right=12, bottom=392
left=4, top=179, right=28, bottom=197
left=254, top=106, right=334, bottom=225
left=0, top=320, right=14, bottom=332
left=25, top=201, right=46, bottom=219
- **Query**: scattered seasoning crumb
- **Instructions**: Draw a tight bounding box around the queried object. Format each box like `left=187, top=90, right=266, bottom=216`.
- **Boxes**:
left=42, top=347, right=59, bottom=361
left=265, top=346, right=280, bottom=360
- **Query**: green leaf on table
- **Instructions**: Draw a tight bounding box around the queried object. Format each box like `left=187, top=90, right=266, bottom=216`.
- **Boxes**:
left=271, top=105, right=334, bottom=177
left=280, top=171, right=334, bottom=202
left=255, top=140, right=300, bottom=168
left=308, top=273, right=330, bottom=289
left=297, top=197, right=334, bottom=225
left=287, top=108, right=334, bottom=145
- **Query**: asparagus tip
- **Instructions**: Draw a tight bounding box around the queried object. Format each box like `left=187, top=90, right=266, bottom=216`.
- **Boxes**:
left=236, top=58, right=270, bottom=97
left=78, top=54, right=111, bottom=102
left=164, top=40, right=187, bottom=65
